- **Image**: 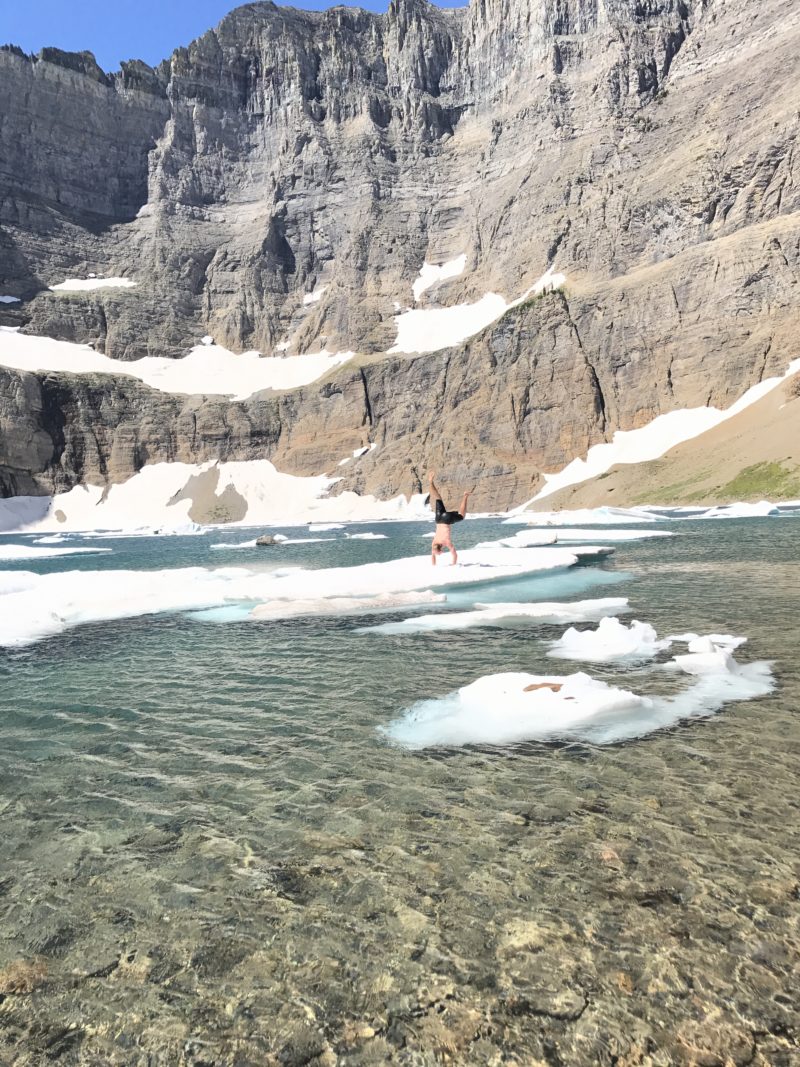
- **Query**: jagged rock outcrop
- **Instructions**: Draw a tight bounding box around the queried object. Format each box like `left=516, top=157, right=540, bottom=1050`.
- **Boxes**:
left=0, top=0, right=798, bottom=509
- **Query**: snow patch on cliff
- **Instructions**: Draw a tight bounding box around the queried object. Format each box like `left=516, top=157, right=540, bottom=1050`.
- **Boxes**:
left=390, top=266, right=566, bottom=355
left=0, top=328, right=353, bottom=399
left=0, top=460, right=431, bottom=533
left=531, top=358, right=800, bottom=502
left=0, top=295, right=20, bottom=303
left=49, top=277, right=137, bottom=291
left=412, top=255, right=467, bottom=301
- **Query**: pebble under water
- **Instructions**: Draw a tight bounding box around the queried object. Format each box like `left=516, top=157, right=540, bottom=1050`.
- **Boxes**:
left=0, top=517, right=798, bottom=1065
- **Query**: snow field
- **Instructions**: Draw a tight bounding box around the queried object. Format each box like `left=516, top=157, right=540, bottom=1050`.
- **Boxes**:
left=530, top=358, right=800, bottom=502
left=0, top=328, right=353, bottom=400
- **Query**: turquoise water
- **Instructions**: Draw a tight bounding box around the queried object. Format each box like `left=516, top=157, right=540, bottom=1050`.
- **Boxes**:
left=1, top=518, right=798, bottom=1064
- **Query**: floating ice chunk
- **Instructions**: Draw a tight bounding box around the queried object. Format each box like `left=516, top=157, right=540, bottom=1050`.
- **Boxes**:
left=666, top=633, right=748, bottom=651
left=672, top=649, right=738, bottom=675
left=359, top=597, right=630, bottom=635
left=210, top=539, right=258, bottom=550
left=302, top=286, right=327, bottom=305
left=383, top=643, right=775, bottom=748
left=0, top=544, right=591, bottom=646
left=252, top=590, right=445, bottom=620
left=412, top=254, right=467, bottom=301
left=49, top=277, right=137, bottom=291
left=346, top=532, right=387, bottom=540
left=699, top=501, right=781, bottom=520
left=308, top=523, right=345, bottom=532
left=491, top=528, right=672, bottom=547
left=0, top=295, right=21, bottom=303
left=548, top=617, right=672, bottom=663
left=0, top=544, right=111, bottom=561
left=503, top=507, right=659, bottom=526
left=381, top=672, right=650, bottom=748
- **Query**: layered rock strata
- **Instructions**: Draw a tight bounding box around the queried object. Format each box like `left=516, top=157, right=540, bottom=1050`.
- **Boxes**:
left=0, top=0, right=798, bottom=509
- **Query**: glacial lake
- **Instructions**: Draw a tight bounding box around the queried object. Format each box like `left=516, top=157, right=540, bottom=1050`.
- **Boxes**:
left=1, top=515, right=798, bottom=1064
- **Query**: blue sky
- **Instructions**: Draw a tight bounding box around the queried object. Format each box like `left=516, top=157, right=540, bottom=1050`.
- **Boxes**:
left=2, top=0, right=464, bottom=73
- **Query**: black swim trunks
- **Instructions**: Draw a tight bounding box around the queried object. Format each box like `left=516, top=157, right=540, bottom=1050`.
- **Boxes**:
left=435, top=498, right=464, bottom=526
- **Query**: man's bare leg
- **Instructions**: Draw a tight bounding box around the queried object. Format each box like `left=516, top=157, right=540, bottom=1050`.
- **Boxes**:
left=458, top=490, right=470, bottom=518
left=428, top=471, right=442, bottom=511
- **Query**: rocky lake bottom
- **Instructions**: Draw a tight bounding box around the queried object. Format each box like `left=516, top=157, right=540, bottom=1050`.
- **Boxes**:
left=0, top=517, right=798, bottom=1065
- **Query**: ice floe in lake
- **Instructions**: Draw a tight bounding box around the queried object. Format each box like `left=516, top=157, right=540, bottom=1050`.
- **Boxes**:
left=698, top=501, right=781, bottom=520
left=503, top=507, right=659, bottom=526
left=358, top=597, right=630, bottom=635
left=548, top=617, right=672, bottom=663
left=0, top=327, right=352, bottom=400
left=0, top=295, right=21, bottom=303
left=527, top=358, right=800, bottom=503
left=482, top=528, right=672, bottom=549
left=0, top=544, right=112, bottom=561
left=0, top=543, right=594, bottom=646
left=308, top=523, right=346, bottom=532
left=49, top=277, right=137, bottom=291
left=252, top=590, right=445, bottom=620
left=346, top=532, right=388, bottom=540
left=382, top=639, right=774, bottom=748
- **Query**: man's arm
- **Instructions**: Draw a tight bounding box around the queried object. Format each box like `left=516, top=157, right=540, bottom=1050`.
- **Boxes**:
left=450, top=545, right=458, bottom=565
left=431, top=547, right=438, bottom=566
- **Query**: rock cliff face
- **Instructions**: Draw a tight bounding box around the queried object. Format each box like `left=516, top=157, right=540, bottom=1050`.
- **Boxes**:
left=0, top=0, right=798, bottom=511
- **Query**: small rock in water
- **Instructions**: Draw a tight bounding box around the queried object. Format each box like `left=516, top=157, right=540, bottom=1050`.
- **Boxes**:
left=256, top=535, right=278, bottom=546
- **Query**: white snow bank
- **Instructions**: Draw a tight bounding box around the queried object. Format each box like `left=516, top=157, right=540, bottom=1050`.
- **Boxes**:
left=412, top=255, right=467, bottom=302
left=0, top=544, right=111, bottom=561
left=302, top=286, right=327, bottom=305
left=390, top=266, right=566, bottom=355
left=0, top=543, right=590, bottom=646
left=531, top=358, right=800, bottom=502
left=0, top=460, right=432, bottom=534
left=382, top=646, right=774, bottom=748
left=0, top=295, right=20, bottom=303
left=0, top=328, right=352, bottom=400
left=49, top=277, right=137, bottom=291
left=358, top=597, right=630, bottom=635
left=548, top=617, right=672, bottom=663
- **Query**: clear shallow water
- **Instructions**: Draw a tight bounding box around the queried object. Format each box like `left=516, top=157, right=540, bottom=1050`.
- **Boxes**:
left=1, top=518, right=799, bottom=1065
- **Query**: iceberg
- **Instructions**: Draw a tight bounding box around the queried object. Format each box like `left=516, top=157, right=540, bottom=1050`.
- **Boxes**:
left=547, top=617, right=672, bottom=663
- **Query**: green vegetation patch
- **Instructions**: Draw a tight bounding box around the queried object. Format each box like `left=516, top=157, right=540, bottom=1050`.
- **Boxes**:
left=715, top=462, right=800, bottom=501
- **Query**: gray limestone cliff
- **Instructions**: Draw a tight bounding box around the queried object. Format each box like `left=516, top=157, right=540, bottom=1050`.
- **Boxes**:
left=0, top=0, right=798, bottom=510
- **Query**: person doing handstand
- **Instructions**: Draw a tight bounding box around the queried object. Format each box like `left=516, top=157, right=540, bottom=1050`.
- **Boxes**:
left=428, top=471, right=469, bottom=565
